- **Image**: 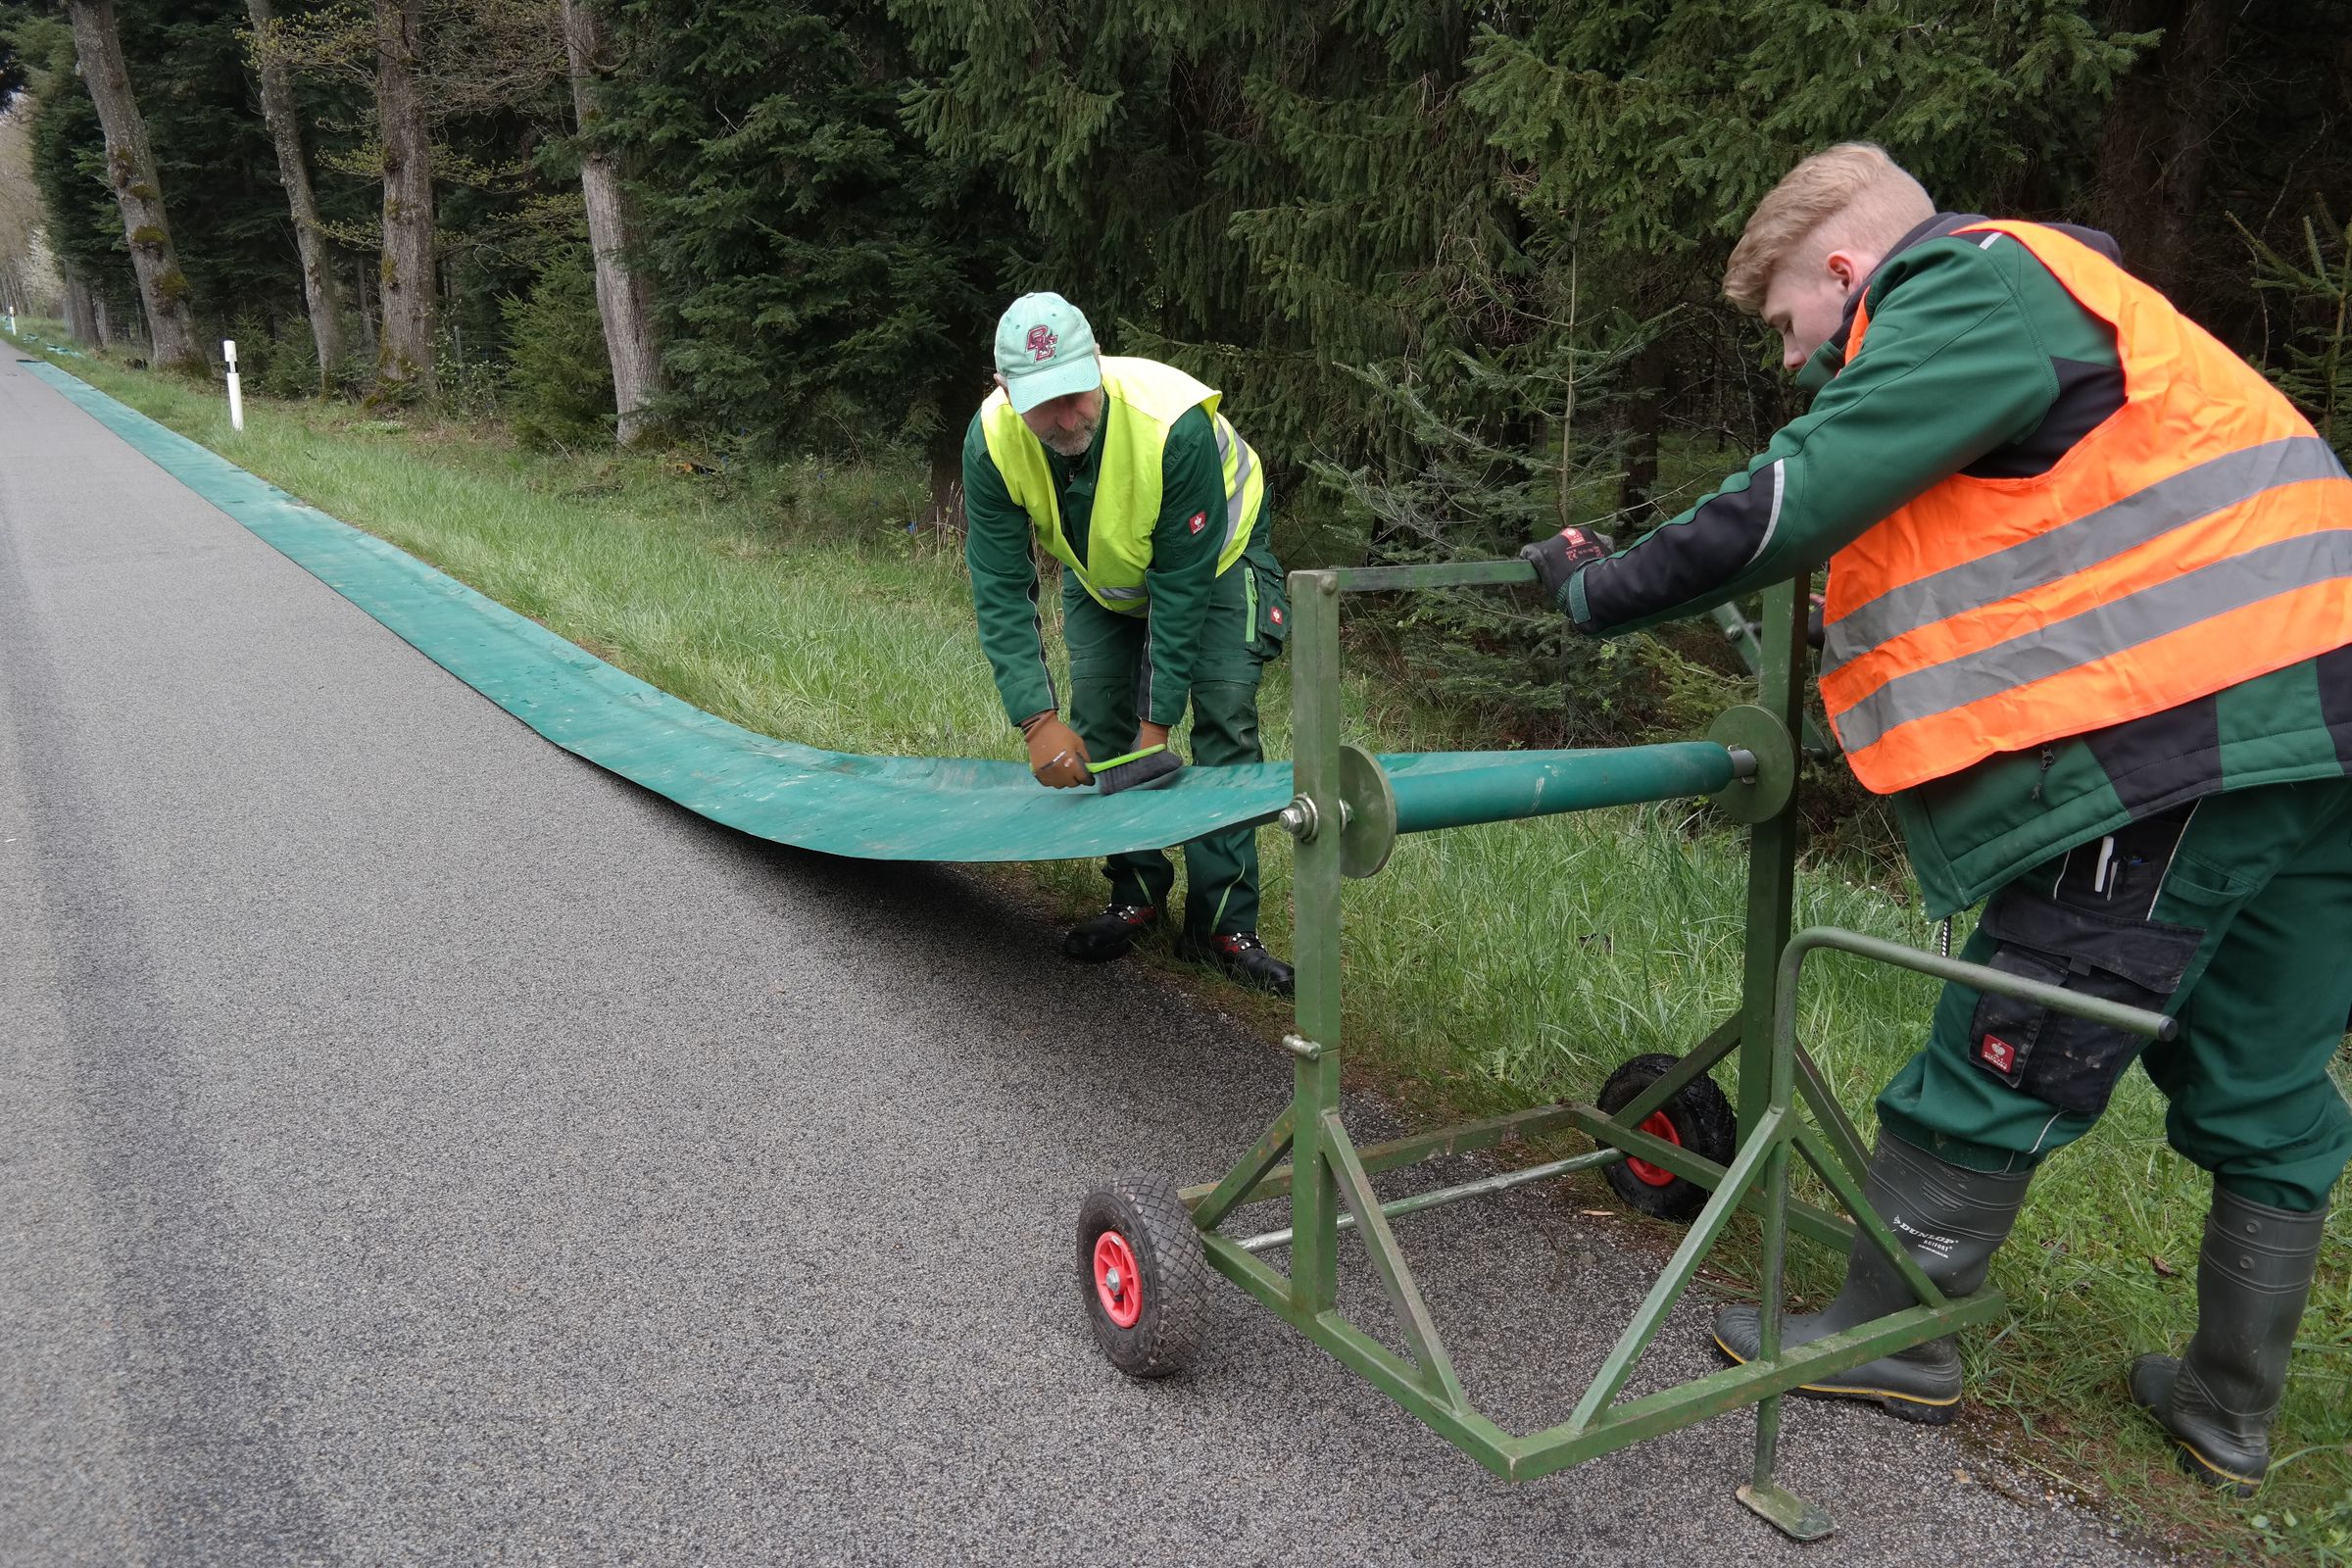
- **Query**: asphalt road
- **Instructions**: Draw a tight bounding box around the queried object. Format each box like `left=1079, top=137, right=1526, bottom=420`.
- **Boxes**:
left=0, top=353, right=2169, bottom=1566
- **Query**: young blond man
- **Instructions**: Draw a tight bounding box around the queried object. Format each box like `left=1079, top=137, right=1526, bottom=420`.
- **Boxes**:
left=1522, top=144, right=2352, bottom=1494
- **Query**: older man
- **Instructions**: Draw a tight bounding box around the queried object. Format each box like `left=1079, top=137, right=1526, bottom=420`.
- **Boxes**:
left=961, top=292, right=1294, bottom=996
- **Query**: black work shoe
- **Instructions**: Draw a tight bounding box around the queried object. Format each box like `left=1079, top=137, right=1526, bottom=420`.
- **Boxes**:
left=1175, top=931, right=1295, bottom=997
left=1063, top=904, right=1160, bottom=961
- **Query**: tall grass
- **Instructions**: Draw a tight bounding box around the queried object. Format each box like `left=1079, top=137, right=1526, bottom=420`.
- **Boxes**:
left=12, top=329, right=2346, bottom=1564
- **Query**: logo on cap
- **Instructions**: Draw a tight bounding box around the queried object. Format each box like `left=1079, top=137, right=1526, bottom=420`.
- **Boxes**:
left=1979, top=1035, right=2017, bottom=1072
left=1025, top=325, right=1057, bottom=362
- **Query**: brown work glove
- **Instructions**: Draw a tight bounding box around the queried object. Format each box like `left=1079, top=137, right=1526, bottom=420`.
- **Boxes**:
left=1023, top=712, right=1093, bottom=788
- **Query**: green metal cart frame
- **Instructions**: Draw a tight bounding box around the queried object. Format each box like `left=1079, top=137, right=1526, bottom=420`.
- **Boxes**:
left=1083, top=562, right=2174, bottom=1542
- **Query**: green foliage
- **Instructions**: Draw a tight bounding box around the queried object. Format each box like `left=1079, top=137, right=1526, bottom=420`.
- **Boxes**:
left=2252, top=1493, right=2352, bottom=1564
left=2240, top=205, right=2352, bottom=462
left=133, top=1, right=307, bottom=325
left=900, top=2, right=1526, bottom=479
left=596, top=0, right=1015, bottom=472
left=22, top=0, right=307, bottom=331
left=501, top=252, right=614, bottom=448
left=893, top=0, right=2170, bottom=763
left=24, top=20, right=133, bottom=314
left=1309, top=311, right=1747, bottom=748
left=243, top=315, right=325, bottom=400
left=1468, top=1, right=2150, bottom=259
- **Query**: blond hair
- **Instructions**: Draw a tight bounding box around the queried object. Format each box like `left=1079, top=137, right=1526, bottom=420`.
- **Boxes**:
left=1722, top=143, right=1934, bottom=313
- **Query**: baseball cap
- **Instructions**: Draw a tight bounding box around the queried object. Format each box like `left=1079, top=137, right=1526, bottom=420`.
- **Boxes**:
left=994, top=292, right=1102, bottom=414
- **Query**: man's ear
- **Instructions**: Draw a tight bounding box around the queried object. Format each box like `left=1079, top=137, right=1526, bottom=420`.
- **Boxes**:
left=1824, top=248, right=1881, bottom=295
left=993, top=372, right=1008, bottom=392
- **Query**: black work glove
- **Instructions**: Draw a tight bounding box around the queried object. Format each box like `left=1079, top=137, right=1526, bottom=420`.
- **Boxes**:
left=1519, top=526, right=1614, bottom=605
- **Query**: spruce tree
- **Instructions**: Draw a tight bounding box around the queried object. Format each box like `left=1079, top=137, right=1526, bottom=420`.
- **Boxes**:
left=64, top=0, right=206, bottom=370
left=897, top=1, right=1523, bottom=479
left=599, top=0, right=1017, bottom=514
left=24, top=2, right=316, bottom=351
left=245, top=0, right=347, bottom=392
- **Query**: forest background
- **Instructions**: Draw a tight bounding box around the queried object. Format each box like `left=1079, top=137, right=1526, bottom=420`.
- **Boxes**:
left=2, top=0, right=2348, bottom=767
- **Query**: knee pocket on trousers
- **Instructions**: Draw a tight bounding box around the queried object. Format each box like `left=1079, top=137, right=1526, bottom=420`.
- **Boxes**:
left=1965, top=887, right=2203, bottom=1119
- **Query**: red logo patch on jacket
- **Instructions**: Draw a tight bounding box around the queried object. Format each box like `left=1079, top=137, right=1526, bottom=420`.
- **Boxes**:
left=1187, top=512, right=1205, bottom=535
left=1269, top=607, right=1283, bottom=625
left=1979, top=1035, right=2017, bottom=1072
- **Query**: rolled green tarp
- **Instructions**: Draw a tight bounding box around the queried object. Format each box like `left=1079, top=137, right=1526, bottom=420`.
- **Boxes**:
left=21, top=361, right=1734, bottom=863
left=1388, top=743, right=1737, bottom=836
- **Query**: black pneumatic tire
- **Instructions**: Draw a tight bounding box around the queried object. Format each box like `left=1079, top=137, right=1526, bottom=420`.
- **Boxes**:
left=1596, top=1053, right=1737, bottom=1223
left=1075, top=1172, right=1212, bottom=1378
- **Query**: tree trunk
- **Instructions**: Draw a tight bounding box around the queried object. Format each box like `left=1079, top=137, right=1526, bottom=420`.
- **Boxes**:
left=372, top=0, right=434, bottom=398
left=65, top=273, right=97, bottom=344
left=2092, top=0, right=2230, bottom=306
left=1616, top=337, right=1673, bottom=521
left=244, top=0, right=346, bottom=394
left=925, top=430, right=964, bottom=530
left=64, top=0, right=204, bottom=373
left=355, top=254, right=377, bottom=357
left=561, top=0, right=662, bottom=444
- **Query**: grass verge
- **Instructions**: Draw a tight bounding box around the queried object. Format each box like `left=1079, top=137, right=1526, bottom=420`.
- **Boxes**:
left=11, top=326, right=2347, bottom=1563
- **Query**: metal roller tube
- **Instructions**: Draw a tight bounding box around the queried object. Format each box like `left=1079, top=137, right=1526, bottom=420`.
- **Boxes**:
left=1388, top=742, right=1745, bottom=836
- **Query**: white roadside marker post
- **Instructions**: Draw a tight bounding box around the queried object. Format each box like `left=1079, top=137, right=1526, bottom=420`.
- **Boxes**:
left=223, top=338, right=245, bottom=432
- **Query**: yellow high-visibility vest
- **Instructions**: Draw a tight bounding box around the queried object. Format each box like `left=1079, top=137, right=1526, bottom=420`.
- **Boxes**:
left=979, top=356, right=1265, bottom=614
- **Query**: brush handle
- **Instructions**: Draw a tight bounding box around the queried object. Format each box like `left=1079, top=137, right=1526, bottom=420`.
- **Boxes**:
left=1087, top=743, right=1168, bottom=775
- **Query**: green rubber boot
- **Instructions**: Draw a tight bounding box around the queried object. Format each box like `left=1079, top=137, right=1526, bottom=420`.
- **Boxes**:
left=2128, top=1186, right=2325, bottom=1497
left=1713, top=1134, right=2032, bottom=1424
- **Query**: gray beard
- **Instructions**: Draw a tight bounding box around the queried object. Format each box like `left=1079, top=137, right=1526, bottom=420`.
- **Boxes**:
left=1043, top=426, right=1098, bottom=459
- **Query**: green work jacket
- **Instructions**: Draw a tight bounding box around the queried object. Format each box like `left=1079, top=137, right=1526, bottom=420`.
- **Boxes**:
left=1559, top=214, right=2352, bottom=916
left=964, top=388, right=1258, bottom=730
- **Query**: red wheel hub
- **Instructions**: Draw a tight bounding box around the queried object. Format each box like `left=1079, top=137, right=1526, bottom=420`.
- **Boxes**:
left=1093, top=1230, right=1144, bottom=1328
left=1626, top=1109, right=1685, bottom=1188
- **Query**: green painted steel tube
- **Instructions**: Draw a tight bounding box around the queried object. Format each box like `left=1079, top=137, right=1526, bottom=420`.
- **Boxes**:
left=1779, top=926, right=2179, bottom=1045
left=1390, top=742, right=1737, bottom=836
left=1331, top=560, right=1536, bottom=594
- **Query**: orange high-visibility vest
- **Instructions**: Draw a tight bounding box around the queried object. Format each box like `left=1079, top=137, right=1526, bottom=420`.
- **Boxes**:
left=1817, top=220, right=2352, bottom=794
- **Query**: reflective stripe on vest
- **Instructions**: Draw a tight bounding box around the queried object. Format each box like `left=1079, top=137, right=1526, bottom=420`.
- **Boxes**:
left=979, top=356, right=1265, bottom=616
left=1818, top=220, right=2352, bottom=794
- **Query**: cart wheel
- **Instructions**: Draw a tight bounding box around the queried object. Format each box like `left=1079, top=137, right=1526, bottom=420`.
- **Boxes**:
left=1597, top=1053, right=1736, bottom=1223
left=1075, top=1172, right=1211, bottom=1378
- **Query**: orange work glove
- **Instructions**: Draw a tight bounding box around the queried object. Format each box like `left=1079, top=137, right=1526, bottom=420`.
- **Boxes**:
left=1023, top=713, right=1093, bottom=788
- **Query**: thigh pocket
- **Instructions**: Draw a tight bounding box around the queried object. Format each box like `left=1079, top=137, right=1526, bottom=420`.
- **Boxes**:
left=1246, top=557, right=1290, bottom=660
left=1193, top=556, right=1287, bottom=684
left=1965, top=887, right=2204, bottom=1118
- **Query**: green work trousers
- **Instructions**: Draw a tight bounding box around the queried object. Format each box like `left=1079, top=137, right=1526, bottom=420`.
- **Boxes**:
left=1061, top=540, right=1287, bottom=938
left=1879, top=777, right=2352, bottom=1211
